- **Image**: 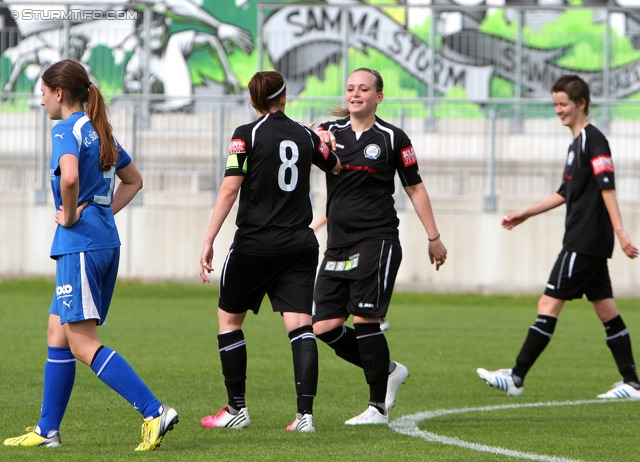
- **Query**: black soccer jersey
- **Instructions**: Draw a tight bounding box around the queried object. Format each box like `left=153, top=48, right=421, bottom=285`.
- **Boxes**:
left=318, top=116, right=422, bottom=248
left=557, top=124, right=615, bottom=258
left=225, top=111, right=338, bottom=256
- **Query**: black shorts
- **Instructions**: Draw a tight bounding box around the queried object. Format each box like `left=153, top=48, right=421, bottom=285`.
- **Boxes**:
left=218, top=248, right=319, bottom=315
left=313, top=239, right=402, bottom=322
left=544, top=250, right=613, bottom=301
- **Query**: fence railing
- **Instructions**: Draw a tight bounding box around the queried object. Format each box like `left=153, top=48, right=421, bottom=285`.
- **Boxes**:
left=2, top=96, right=640, bottom=211
left=2, top=2, right=640, bottom=210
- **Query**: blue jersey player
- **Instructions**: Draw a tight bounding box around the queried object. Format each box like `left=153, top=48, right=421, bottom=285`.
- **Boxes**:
left=4, top=60, right=178, bottom=451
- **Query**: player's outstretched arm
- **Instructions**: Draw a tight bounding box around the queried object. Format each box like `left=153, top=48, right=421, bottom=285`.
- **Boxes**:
left=502, top=192, right=565, bottom=230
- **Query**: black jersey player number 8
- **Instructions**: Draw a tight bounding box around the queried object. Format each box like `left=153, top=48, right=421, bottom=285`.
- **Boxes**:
left=278, top=140, right=299, bottom=192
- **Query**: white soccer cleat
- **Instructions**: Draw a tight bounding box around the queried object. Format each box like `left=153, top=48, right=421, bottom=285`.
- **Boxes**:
left=477, top=368, right=523, bottom=396
left=286, top=413, right=315, bottom=432
left=345, top=405, right=388, bottom=425
left=597, top=381, right=640, bottom=399
left=385, top=361, right=409, bottom=409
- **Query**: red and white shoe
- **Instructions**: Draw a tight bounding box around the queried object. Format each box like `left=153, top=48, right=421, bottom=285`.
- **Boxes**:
left=286, top=413, right=315, bottom=432
left=201, top=406, right=250, bottom=428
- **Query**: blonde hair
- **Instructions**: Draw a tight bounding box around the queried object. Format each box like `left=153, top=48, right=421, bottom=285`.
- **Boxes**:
left=329, top=68, right=384, bottom=117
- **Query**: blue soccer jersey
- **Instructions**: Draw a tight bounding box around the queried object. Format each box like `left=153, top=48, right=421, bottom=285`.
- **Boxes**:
left=49, top=111, right=131, bottom=258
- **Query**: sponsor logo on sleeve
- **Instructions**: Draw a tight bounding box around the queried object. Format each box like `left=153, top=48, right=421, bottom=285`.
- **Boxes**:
left=401, top=145, right=417, bottom=167
left=591, top=155, right=614, bottom=175
left=318, top=140, right=330, bottom=160
left=228, top=138, right=246, bottom=154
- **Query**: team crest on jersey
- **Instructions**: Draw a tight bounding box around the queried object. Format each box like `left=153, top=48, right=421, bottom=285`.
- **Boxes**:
left=401, top=146, right=417, bottom=167
left=364, top=144, right=381, bottom=160
left=591, top=155, right=614, bottom=175
left=318, top=140, right=330, bottom=159
left=567, top=150, right=575, bottom=166
left=228, top=138, right=246, bottom=154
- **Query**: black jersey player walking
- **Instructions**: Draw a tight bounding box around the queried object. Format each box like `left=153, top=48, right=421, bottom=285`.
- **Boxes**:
left=313, top=68, right=447, bottom=425
left=198, top=71, right=340, bottom=432
left=477, top=75, right=640, bottom=398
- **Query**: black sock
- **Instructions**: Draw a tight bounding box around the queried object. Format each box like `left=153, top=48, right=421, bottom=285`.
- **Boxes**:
left=316, top=325, right=363, bottom=368
left=289, top=325, right=318, bottom=415
left=354, top=323, right=389, bottom=405
left=512, top=315, right=557, bottom=383
left=218, top=330, right=247, bottom=410
left=604, top=315, right=640, bottom=384
left=369, top=401, right=386, bottom=415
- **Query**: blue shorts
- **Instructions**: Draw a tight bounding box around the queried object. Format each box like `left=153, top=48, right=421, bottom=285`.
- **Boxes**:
left=49, top=248, right=120, bottom=325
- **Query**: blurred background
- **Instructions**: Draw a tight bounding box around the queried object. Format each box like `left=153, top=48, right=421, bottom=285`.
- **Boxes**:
left=1, top=0, right=639, bottom=294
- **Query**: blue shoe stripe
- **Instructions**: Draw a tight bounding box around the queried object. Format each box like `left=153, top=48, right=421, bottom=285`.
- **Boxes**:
left=614, top=389, right=630, bottom=398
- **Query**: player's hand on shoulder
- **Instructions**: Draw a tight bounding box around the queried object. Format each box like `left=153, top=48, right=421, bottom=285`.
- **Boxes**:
left=315, top=128, right=337, bottom=150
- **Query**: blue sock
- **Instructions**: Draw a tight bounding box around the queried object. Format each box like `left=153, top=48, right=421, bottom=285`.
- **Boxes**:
left=90, top=346, right=162, bottom=419
left=37, top=346, right=76, bottom=437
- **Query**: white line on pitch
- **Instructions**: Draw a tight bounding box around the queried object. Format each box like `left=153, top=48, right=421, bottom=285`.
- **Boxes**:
left=389, top=399, right=625, bottom=461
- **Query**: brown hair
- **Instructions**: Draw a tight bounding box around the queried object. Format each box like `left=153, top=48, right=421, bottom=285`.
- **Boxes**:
left=41, top=59, right=118, bottom=171
left=248, top=71, right=286, bottom=114
left=329, top=68, right=384, bottom=118
left=551, top=75, right=590, bottom=116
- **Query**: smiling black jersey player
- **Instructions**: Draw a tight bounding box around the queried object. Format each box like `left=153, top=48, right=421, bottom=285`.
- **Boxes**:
left=313, top=68, right=448, bottom=425
left=478, top=74, right=640, bottom=399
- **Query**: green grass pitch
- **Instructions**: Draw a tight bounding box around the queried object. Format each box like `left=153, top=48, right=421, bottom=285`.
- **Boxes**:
left=1, top=279, right=639, bottom=461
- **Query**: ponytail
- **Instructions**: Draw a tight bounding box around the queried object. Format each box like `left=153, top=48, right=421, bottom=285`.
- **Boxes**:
left=86, top=83, right=118, bottom=171
left=248, top=71, right=286, bottom=114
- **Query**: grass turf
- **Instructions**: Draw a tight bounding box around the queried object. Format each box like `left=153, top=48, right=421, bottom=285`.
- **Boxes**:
left=1, top=279, right=639, bottom=461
